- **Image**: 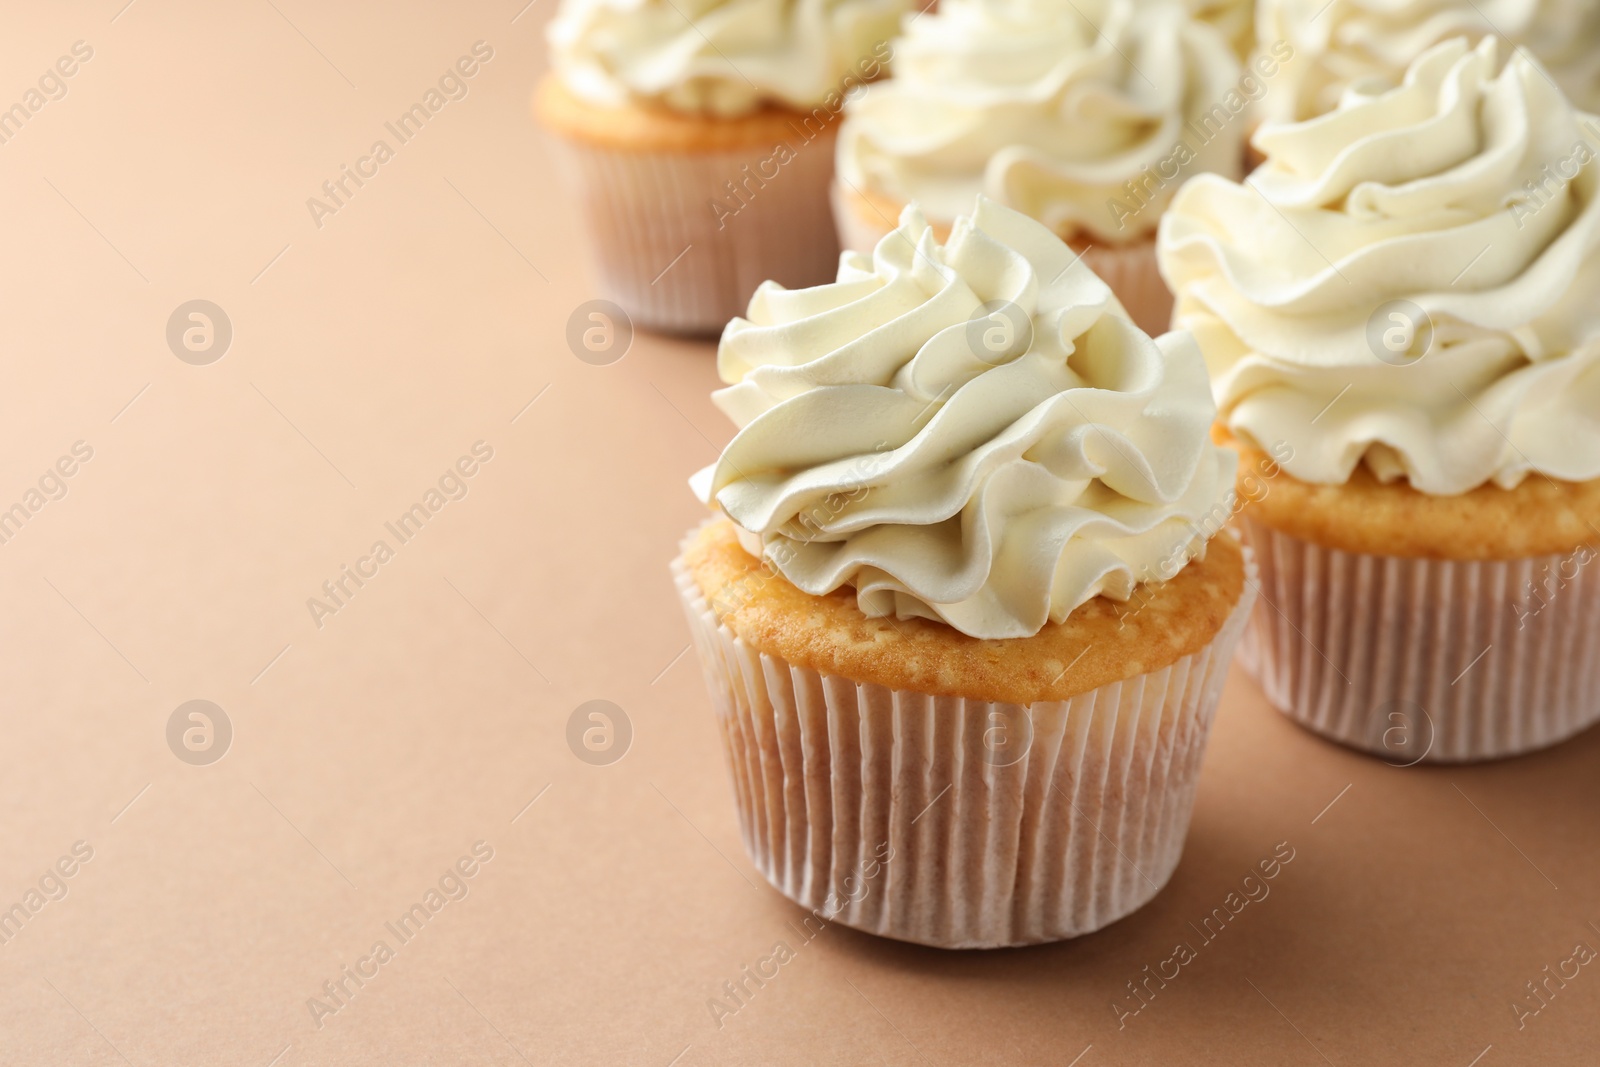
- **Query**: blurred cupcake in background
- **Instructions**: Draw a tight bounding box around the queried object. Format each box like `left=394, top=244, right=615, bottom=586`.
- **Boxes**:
left=1255, top=0, right=1600, bottom=124
left=675, top=198, right=1254, bottom=948
left=1159, top=38, right=1600, bottom=762
left=536, top=0, right=908, bottom=333
left=833, top=0, right=1245, bottom=336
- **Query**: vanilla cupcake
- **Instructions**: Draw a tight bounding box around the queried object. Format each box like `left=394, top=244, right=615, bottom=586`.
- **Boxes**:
left=1159, top=38, right=1600, bottom=762
left=832, top=0, right=1245, bottom=337
left=674, top=198, right=1255, bottom=948
left=536, top=0, right=906, bottom=333
left=1256, top=0, right=1600, bottom=124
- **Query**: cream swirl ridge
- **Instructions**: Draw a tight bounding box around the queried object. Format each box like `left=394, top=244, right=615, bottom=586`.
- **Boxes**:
left=836, top=0, right=1244, bottom=242
left=1257, top=0, right=1600, bottom=121
left=1160, top=38, right=1600, bottom=495
left=692, top=198, right=1235, bottom=639
left=546, top=0, right=905, bottom=116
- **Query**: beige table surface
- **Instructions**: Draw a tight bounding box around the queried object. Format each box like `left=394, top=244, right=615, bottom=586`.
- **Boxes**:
left=2, top=2, right=1598, bottom=1064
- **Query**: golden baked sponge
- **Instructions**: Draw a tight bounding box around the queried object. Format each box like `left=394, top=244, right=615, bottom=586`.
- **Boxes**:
left=1228, top=437, right=1600, bottom=561
left=681, top=518, right=1246, bottom=704
left=534, top=74, right=840, bottom=154
left=835, top=182, right=1148, bottom=253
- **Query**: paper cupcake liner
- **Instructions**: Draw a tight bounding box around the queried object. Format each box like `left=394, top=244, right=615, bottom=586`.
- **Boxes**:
left=552, top=131, right=842, bottom=335
left=672, top=535, right=1257, bottom=948
left=830, top=184, right=1171, bottom=337
left=1079, top=239, right=1172, bottom=339
left=1239, top=515, right=1600, bottom=763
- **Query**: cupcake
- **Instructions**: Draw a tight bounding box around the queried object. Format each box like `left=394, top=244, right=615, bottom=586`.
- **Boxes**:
left=832, top=0, right=1246, bottom=337
left=674, top=198, right=1255, bottom=948
left=1256, top=0, right=1600, bottom=124
left=536, top=0, right=907, bottom=333
left=1159, top=38, right=1600, bottom=763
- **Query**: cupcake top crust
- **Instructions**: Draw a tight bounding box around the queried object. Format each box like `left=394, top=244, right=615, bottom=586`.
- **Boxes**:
left=690, top=198, right=1237, bottom=640
left=545, top=0, right=907, bottom=117
left=680, top=515, right=1245, bottom=700
left=1256, top=0, right=1600, bottom=122
left=1160, top=38, right=1600, bottom=497
left=836, top=0, right=1245, bottom=243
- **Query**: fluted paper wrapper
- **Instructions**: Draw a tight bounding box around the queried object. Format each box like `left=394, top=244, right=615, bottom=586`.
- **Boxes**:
left=1080, top=238, right=1173, bottom=339
left=672, top=540, right=1256, bottom=949
left=552, top=132, right=841, bottom=334
left=1239, top=515, right=1600, bottom=763
left=831, top=184, right=1172, bottom=338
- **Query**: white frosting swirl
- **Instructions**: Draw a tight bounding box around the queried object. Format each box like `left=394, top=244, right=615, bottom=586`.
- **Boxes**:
left=1257, top=0, right=1600, bottom=121
left=1188, top=0, right=1255, bottom=60
left=1159, top=38, right=1600, bottom=495
left=692, top=198, right=1235, bottom=639
left=836, top=0, right=1246, bottom=242
left=546, top=0, right=905, bottom=116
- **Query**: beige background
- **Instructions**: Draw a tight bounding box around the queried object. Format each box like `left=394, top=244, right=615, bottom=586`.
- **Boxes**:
left=0, top=1, right=1597, bottom=1064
